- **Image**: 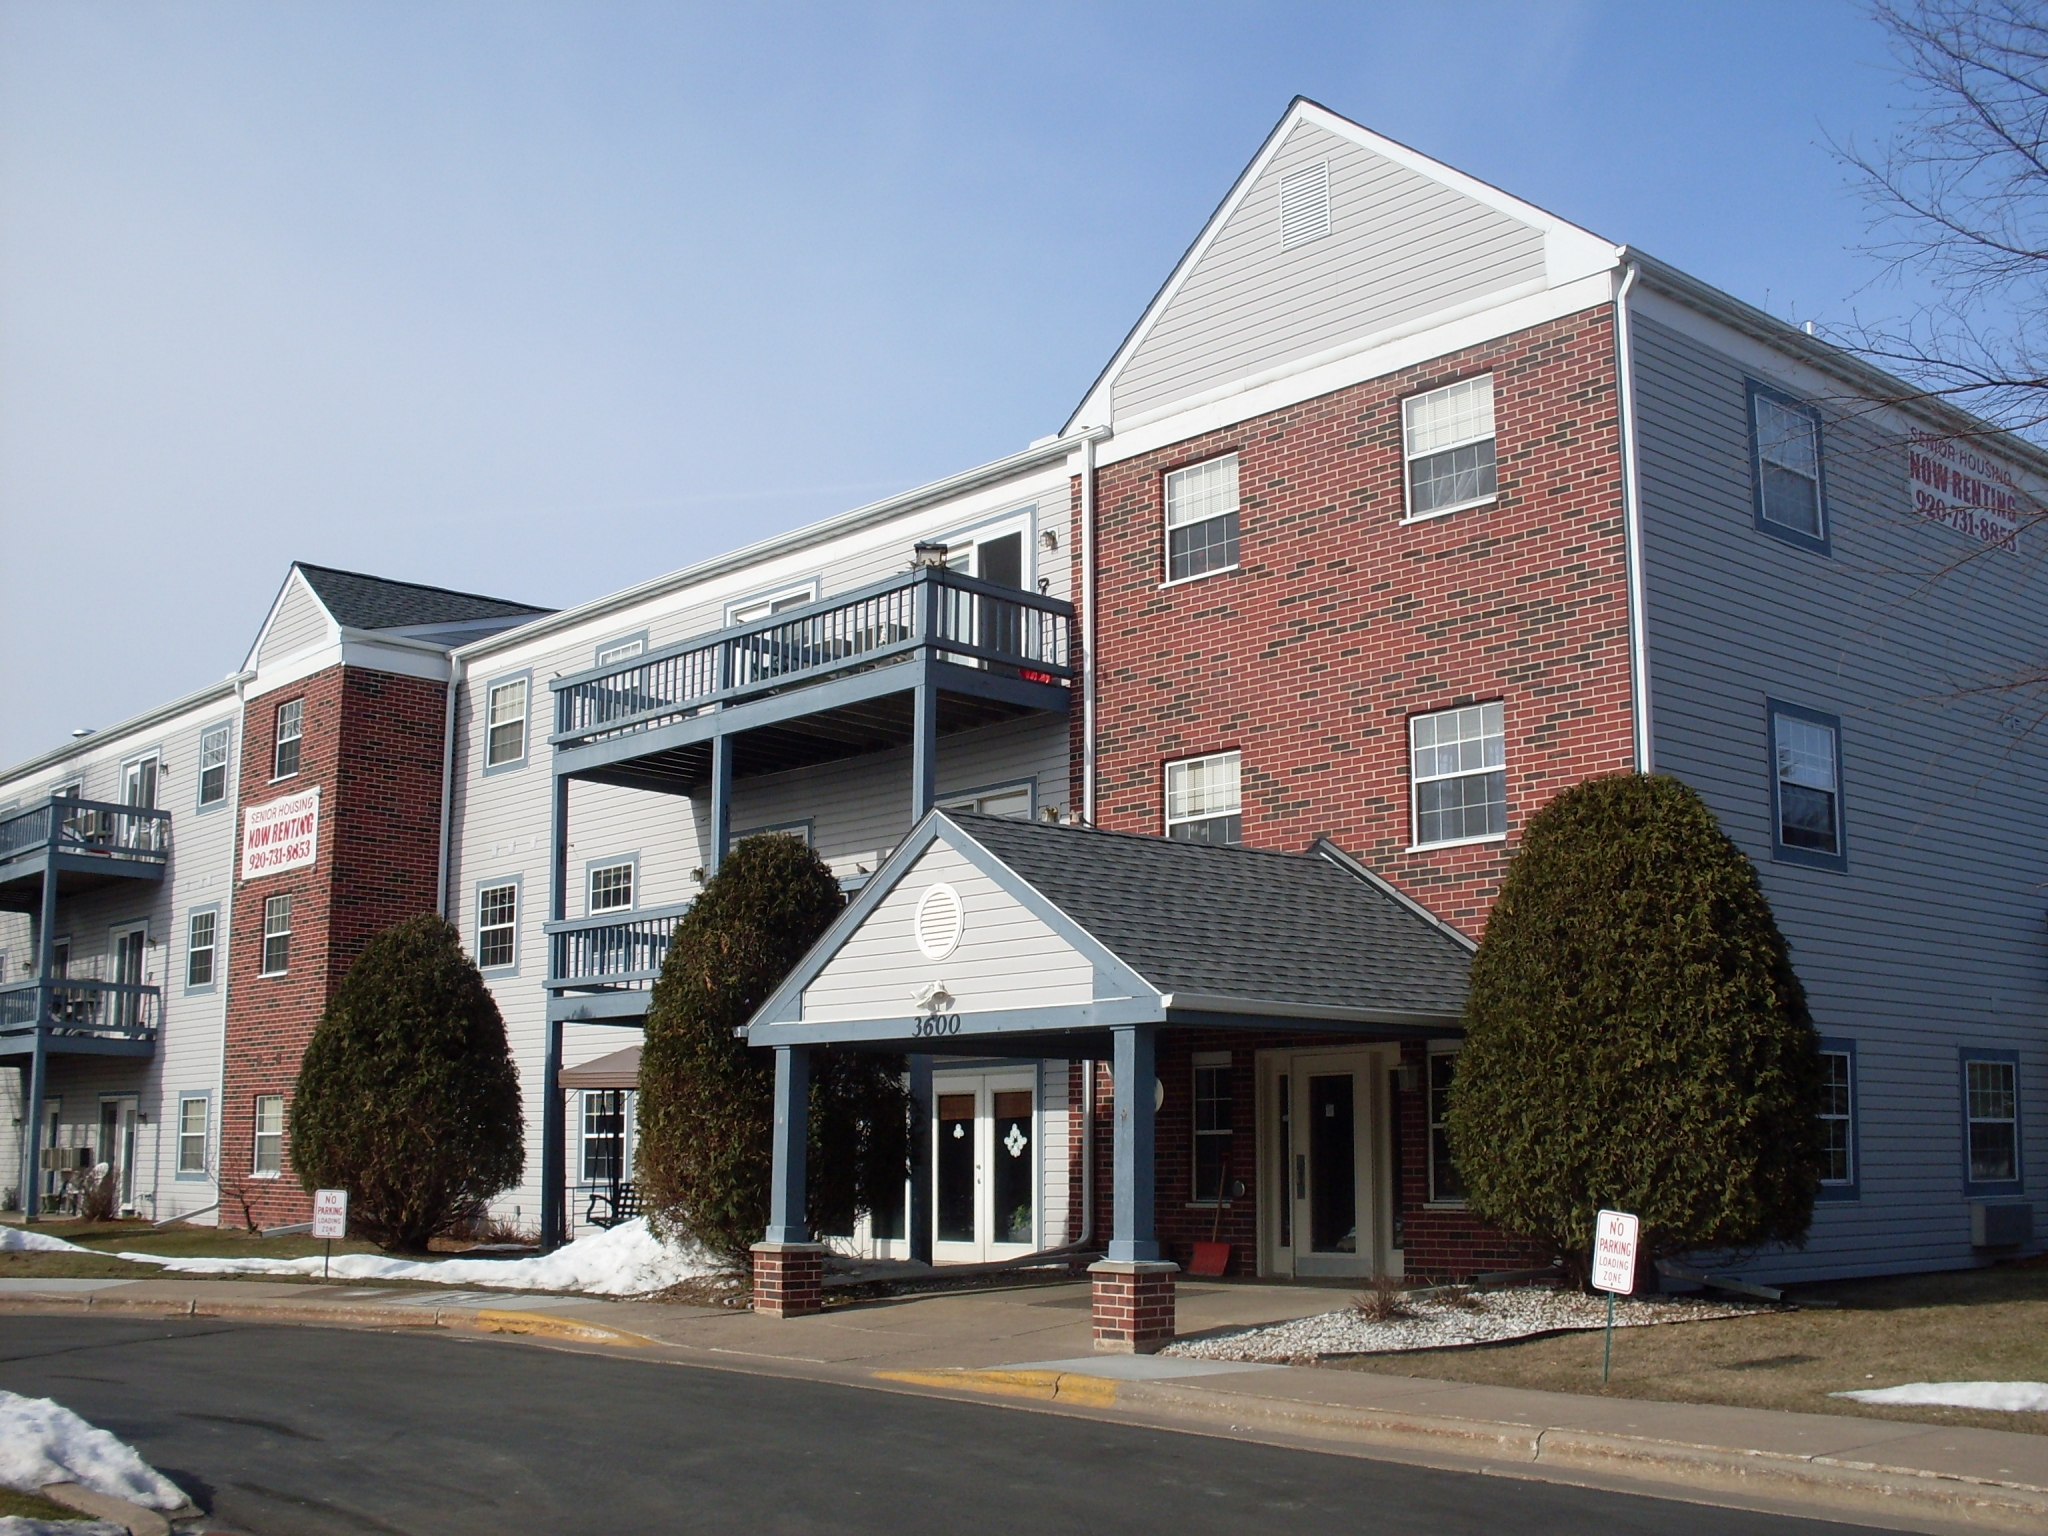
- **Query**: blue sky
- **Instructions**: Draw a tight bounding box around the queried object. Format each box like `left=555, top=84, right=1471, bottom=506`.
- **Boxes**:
left=1, top=1, right=1913, bottom=765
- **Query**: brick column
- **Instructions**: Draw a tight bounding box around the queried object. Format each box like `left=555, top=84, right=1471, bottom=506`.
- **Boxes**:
left=1089, top=1258, right=1177, bottom=1353
left=751, top=1241, right=826, bottom=1318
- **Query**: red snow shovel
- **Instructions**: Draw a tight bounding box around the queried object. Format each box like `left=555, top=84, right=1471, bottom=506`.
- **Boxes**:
left=1189, top=1156, right=1231, bottom=1277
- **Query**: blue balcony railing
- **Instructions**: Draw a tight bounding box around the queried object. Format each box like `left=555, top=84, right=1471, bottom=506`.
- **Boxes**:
left=550, top=566, right=1073, bottom=752
left=0, top=797, right=171, bottom=872
left=545, top=902, right=695, bottom=996
left=0, top=978, right=161, bottom=1052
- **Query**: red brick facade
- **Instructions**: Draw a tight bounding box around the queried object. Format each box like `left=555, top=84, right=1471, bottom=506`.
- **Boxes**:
left=1066, top=306, right=1634, bottom=1282
left=219, top=665, right=449, bottom=1228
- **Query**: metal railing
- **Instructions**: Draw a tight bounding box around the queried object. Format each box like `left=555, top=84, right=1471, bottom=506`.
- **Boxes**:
left=551, top=566, right=1074, bottom=751
left=545, top=901, right=695, bottom=994
left=0, top=797, right=172, bottom=868
left=0, top=978, right=161, bottom=1047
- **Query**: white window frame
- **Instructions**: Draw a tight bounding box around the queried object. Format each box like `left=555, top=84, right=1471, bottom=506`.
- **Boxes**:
left=185, top=907, right=218, bottom=990
left=1161, top=454, right=1241, bottom=586
left=593, top=633, right=647, bottom=668
left=1402, top=375, right=1499, bottom=522
left=485, top=676, right=530, bottom=770
left=580, top=1089, right=632, bottom=1184
left=937, top=779, right=1037, bottom=820
left=261, top=895, right=292, bottom=977
left=252, top=1095, right=284, bottom=1177
left=1409, top=702, right=1507, bottom=850
left=272, top=698, right=304, bottom=781
left=476, top=881, right=519, bottom=971
left=196, top=722, right=232, bottom=808
left=1164, top=750, right=1242, bottom=844
left=725, top=581, right=820, bottom=627
left=176, top=1094, right=210, bottom=1178
left=1426, top=1045, right=1467, bottom=1206
left=587, top=859, right=636, bottom=915
left=1191, top=1051, right=1234, bottom=1205
left=1817, top=1044, right=1857, bottom=1195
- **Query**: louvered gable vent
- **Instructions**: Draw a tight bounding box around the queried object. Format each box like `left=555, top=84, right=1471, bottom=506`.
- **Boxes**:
left=1279, top=159, right=1331, bottom=248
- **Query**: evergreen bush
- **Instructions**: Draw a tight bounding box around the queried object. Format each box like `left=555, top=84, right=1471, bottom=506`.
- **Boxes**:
left=1444, top=773, right=1823, bottom=1283
left=636, top=833, right=908, bottom=1265
left=291, top=913, right=524, bottom=1252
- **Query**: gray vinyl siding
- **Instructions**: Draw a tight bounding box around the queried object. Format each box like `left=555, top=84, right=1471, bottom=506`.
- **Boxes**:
left=1112, top=120, right=1545, bottom=423
left=1634, top=308, right=2048, bottom=1278
left=446, top=466, right=1072, bottom=1226
left=257, top=577, right=332, bottom=667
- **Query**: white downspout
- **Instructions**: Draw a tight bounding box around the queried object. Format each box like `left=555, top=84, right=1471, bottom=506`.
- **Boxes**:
left=1614, top=262, right=1653, bottom=773
left=436, top=655, right=462, bottom=917
left=1079, top=432, right=1099, bottom=823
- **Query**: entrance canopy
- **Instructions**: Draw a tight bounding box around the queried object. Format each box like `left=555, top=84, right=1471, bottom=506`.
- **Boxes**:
left=745, top=810, right=1475, bottom=1058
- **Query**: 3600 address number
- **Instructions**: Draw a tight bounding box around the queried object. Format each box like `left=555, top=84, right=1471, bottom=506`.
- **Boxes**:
left=911, top=1014, right=963, bottom=1038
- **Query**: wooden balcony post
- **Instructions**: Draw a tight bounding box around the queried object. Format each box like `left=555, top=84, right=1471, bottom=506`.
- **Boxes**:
left=708, top=732, right=733, bottom=877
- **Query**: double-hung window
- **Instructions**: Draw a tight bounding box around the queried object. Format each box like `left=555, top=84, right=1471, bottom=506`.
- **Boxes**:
left=1817, top=1043, right=1858, bottom=1197
left=186, top=909, right=217, bottom=989
left=1427, top=1050, right=1466, bottom=1203
left=1963, top=1052, right=2021, bottom=1194
left=253, top=1096, right=284, bottom=1176
left=477, top=883, right=518, bottom=970
left=1404, top=376, right=1497, bottom=519
left=261, top=895, right=291, bottom=976
left=486, top=678, right=529, bottom=768
left=589, top=861, right=635, bottom=914
left=177, top=1097, right=209, bottom=1176
left=1165, top=750, right=1241, bottom=844
left=1749, top=382, right=1828, bottom=549
left=1769, top=704, right=1845, bottom=867
left=197, top=724, right=231, bottom=807
left=582, top=1090, right=628, bottom=1183
left=1164, top=455, right=1240, bottom=582
left=1411, top=703, right=1505, bottom=847
left=273, top=699, right=303, bottom=779
left=1192, top=1053, right=1234, bottom=1203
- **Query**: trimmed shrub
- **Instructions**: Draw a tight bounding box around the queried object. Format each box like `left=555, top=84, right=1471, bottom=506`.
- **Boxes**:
left=291, top=913, right=524, bottom=1252
left=1445, top=773, right=1823, bottom=1283
left=636, top=834, right=908, bottom=1265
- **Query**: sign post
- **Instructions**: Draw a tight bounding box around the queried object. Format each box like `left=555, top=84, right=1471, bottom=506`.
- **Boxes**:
left=312, top=1189, right=349, bottom=1281
left=1591, top=1208, right=1640, bottom=1384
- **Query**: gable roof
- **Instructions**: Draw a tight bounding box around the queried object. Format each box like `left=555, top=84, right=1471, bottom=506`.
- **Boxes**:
left=750, top=810, right=1473, bottom=1049
left=291, top=562, right=552, bottom=632
left=951, top=813, right=1473, bottom=1015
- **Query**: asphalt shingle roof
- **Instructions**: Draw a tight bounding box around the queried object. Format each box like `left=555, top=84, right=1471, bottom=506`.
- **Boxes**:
left=294, top=562, right=551, bottom=632
left=945, top=813, right=1472, bottom=1021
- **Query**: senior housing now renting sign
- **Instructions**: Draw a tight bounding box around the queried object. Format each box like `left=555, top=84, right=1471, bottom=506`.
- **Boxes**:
left=241, top=787, right=321, bottom=879
left=1908, top=434, right=2024, bottom=552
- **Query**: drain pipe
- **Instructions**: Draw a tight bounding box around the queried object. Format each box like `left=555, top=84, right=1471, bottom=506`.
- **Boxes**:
left=1078, top=431, right=1100, bottom=823
left=436, top=653, right=463, bottom=916
left=1076, top=1058, right=1095, bottom=1249
left=1613, top=260, right=1653, bottom=773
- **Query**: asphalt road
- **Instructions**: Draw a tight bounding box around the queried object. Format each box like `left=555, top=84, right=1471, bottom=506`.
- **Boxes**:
left=0, top=1317, right=1889, bottom=1536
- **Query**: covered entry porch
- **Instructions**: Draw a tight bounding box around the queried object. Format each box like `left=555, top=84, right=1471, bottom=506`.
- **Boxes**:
left=743, top=809, right=1474, bottom=1350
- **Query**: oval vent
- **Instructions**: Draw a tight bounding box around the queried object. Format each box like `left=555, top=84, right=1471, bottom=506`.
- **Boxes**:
left=914, top=883, right=964, bottom=960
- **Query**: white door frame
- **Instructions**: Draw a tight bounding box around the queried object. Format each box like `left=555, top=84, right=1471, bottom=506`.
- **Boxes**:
left=931, top=1067, right=1039, bottom=1265
left=1256, top=1045, right=1399, bottom=1281
left=98, top=1094, right=141, bottom=1212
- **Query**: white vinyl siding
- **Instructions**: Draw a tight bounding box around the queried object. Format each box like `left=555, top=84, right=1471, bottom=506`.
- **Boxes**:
left=1163, top=455, right=1240, bottom=583
left=1410, top=703, right=1505, bottom=847
left=486, top=678, right=529, bottom=768
left=1404, top=375, right=1497, bottom=519
left=1165, top=751, right=1241, bottom=844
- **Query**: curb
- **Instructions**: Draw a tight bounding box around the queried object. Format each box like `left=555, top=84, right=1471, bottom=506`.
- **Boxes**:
left=878, top=1367, right=2048, bottom=1532
left=0, top=1291, right=654, bottom=1348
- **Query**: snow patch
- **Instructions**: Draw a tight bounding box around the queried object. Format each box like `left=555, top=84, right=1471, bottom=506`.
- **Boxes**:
left=0, top=1229, right=91, bottom=1254
left=0, top=1390, right=187, bottom=1511
left=1163, top=1289, right=1759, bottom=1360
left=115, top=1217, right=720, bottom=1296
left=1833, top=1381, right=2048, bottom=1412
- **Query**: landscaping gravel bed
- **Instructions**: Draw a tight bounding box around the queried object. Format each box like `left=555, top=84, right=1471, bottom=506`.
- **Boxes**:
left=1163, top=1287, right=1762, bottom=1361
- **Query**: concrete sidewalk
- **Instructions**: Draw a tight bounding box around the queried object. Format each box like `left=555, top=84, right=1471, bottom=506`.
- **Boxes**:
left=5, top=1273, right=2044, bottom=1532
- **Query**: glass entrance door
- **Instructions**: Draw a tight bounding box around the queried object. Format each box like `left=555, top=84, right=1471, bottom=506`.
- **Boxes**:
left=111, top=923, right=146, bottom=1032
left=1260, top=1048, right=1392, bottom=1279
left=98, top=1096, right=139, bottom=1211
left=930, top=1072, right=1037, bottom=1263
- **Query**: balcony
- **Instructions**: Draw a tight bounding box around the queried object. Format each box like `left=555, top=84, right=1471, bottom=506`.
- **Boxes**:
left=0, top=978, right=161, bottom=1059
left=544, top=902, right=694, bottom=1022
left=549, top=565, right=1074, bottom=791
left=0, top=797, right=172, bottom=912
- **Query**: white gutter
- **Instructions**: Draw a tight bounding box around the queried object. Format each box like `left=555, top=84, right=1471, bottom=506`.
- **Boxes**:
left=1613, top=262, right=1653, bottom=773
left=436, top=653, right=463, bottom=918
left=1079, top=432, right=1100, bottom=822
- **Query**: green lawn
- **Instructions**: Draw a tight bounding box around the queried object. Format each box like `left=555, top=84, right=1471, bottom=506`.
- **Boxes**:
left=1328, top=1261, right=2048, bottom=1435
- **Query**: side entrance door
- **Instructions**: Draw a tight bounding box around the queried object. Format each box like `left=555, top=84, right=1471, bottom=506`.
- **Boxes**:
left=98, top=1095, right=140, bottom=1213
left=1258, top=1047, right=1397, bottom=1280
left=932, top=1070, right=1037, bottom=1263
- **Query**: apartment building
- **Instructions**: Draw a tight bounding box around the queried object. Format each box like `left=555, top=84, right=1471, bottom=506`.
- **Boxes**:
left=9, top=101, right=2039, bottom=1344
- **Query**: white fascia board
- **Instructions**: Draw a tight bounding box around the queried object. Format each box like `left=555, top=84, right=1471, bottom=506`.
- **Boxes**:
left=239, top=567, right=339, bottom=676
left=1097, top=271, right=1618, bottom=470
left=0, top=674, right=248, bottom=790
left=1066, top=97, right=1620, bottom=435
left=451, top=434, right=1094, bottom=670
left=244, top=634, right=453, bottom=701
left=1158, top=992, right=1461, bottom=1026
